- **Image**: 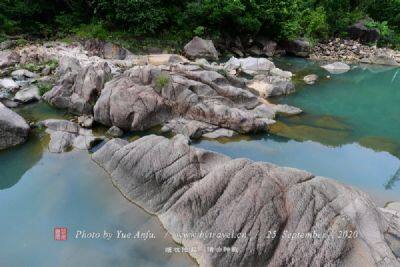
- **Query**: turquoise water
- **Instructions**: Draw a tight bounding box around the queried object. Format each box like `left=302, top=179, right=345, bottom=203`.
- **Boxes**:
left=0, top=103, right=194, bottom=267
left=195, top=59, right=400, bottom=205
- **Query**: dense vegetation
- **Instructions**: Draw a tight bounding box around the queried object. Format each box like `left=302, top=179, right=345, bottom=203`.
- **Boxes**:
left=1, top=0, right=400, bottom=48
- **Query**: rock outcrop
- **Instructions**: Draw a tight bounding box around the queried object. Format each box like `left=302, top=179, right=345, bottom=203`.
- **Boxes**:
left=38, top=119, right=103, bottom=153
left=94, top=63, right=280, bottom=135
left=0, top=102, right=30, bottom=150
left=43, top=61, right=112, bottom=114
left=93, top=135, right=400, bottom=267
left=184, top=37, right=219, bottom=61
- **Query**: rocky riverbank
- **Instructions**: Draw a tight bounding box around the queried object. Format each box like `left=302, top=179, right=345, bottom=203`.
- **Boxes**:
left=1, top=38, right=302, bottom=145
left=93, top=135, right=400, bottom=267
left=311, top=38, right=400, bottom=66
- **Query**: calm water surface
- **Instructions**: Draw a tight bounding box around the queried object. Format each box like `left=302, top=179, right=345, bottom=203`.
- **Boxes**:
left=196, top=58, right=400, bottom=205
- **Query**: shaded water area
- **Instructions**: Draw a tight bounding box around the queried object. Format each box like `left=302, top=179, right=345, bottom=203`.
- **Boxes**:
left=0, top=103, right=195, bottom=267
left=195, top=58, right=400, bottom=205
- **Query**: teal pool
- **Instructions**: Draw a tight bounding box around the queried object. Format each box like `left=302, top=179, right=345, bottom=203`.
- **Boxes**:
left=195, top=58, right=400, bottom=205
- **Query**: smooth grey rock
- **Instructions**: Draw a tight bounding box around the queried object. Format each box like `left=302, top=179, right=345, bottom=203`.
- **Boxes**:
left=321, top=62, right=351, bottom=74
left=106, top=126, right=124, bottom=138
left=47, top=131, right=76, bottom=153
left=224, top=57, right=275, bottom=75
left=11, top=69, right=38, bottom=80
left=77, top=115, right=94, bottom=128
left=202, top=128, right=236, bottom=139
left=40, top=119, right=102, bottom=153
left=304, top=74, right=318, bottom=85
left=73, top=135, right=103, bottom=150
left=0, top=99, right=20, bottom=108
left=184, top=37, right=219, bottom=61
left=369, top=50, right=400, bottom=66
left=0, top=102, right=30, bottom=150
left=14, top=85, right=40, bottom=103
left=248, top=75, right=295, bottom=97
left=162, top=119, right=218, bottom=139
left=273, top=104, right=303, bottom=116
left=93, top=135, right=400, bottom=267
left=58, top=56, right=81, bottom=75
left=0, top=78, right=19, bottom=90
left=270, top=67, right=293, bottom=79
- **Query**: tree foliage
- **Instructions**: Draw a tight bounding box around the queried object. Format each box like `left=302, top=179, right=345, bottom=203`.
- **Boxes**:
left=0, top=0, right=400, bottom=46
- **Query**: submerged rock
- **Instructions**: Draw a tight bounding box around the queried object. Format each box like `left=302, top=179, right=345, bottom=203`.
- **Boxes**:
left=321, top=62, right=351, bottom=74
left=184, top=37, right=219, bottom=61
left=202, top=128, right=237, bottom=139
left=0, top=102, right=30, bottom=150
left=303, top=74, right=318, bottom=85
left=93, top=135, right=400, bottom=267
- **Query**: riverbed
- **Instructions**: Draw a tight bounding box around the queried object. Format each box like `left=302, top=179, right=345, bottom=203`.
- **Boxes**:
left=1, top=58, right=399, bottom=266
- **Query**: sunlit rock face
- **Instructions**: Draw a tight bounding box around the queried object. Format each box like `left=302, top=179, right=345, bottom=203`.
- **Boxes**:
left=93, top=135, right=400, bottom=267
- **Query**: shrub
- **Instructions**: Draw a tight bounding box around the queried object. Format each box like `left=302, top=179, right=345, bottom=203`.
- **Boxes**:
left=38, top=83, right=53, bottom=96
left=155, top=73, right=170, bottom=89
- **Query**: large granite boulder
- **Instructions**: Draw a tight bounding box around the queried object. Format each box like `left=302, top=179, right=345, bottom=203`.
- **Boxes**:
left=348, top=21, right=380, bottom=44
left=93, top=135, right=400, bottom=267
left=43, top=61, right=112, bottom=114
left=184, top=37, right=219, bottom=61
left=283, top=39, right=311, bottom=57
left=0, top=102, right=30, bottom=150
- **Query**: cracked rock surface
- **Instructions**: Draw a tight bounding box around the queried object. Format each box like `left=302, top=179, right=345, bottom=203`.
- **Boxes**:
left=93, top=135, right=400, bottom=267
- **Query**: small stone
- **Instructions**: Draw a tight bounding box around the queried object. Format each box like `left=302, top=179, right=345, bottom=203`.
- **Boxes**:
left=106, top=126, right=124, bottom=138
left=303, top=74, right=318, bottom=85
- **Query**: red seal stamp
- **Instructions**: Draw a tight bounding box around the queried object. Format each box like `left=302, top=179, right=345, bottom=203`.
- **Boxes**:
left=54, top=227, right=68, bottom=241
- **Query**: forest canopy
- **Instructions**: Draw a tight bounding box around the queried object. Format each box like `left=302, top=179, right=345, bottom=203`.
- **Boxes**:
left=1, top=0, right=400, bottom=46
